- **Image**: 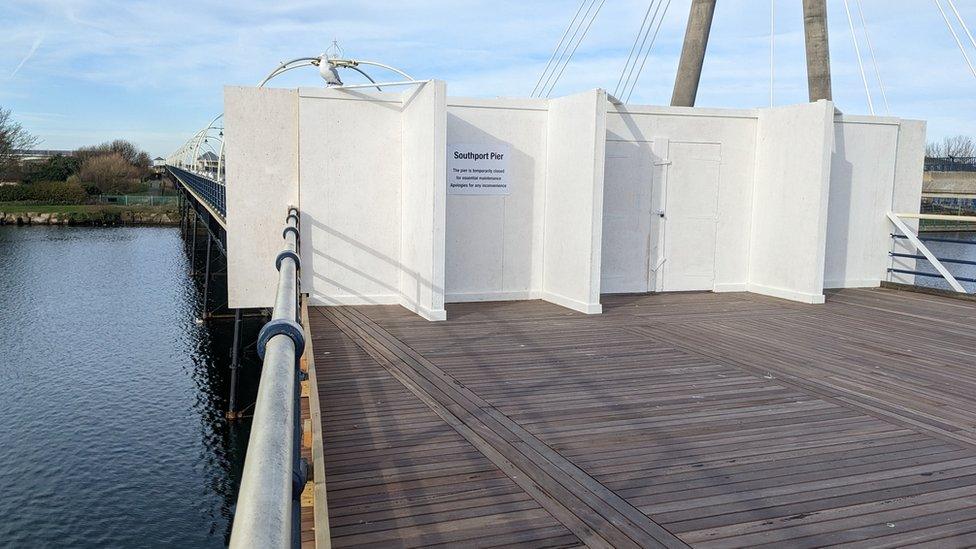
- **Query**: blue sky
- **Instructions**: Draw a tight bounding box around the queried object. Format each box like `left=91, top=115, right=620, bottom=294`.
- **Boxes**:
left=2, top=0, right=974, bottom=157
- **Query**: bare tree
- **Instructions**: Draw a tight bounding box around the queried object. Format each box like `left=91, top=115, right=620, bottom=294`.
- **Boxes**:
left=926, top=135, right=976, bottom=158
left=0, top=107, right=39, bottom=175
left=78, top=152, right=141, bottom=193
left=76, top=139, right=152, bottom=175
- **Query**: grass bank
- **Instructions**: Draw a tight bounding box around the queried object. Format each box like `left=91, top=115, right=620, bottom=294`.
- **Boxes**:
left=0, top=202, right=178, bottom=226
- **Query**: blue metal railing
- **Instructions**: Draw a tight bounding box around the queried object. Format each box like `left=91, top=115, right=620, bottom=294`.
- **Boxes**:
left=167, top=165, right=226, bottom=218
left=925, top=156, right=976, bottom=172
left=889, top=233, right=976, bottom=289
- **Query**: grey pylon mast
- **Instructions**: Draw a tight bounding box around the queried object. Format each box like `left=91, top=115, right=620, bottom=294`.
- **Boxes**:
left=670, top=0, right=834, bottom=107
left=803, top=0, right=833, bottom=101
left=671, top=0, right=716, bottom=107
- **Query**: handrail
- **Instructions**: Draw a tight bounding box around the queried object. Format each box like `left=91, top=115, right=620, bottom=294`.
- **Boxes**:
left=167, top=165, right=226, bottom=218
left=892, top=233, right=976, bottom=246
left=229, top=206, right=307, bottom=548
left=890, top=251, right=976, bottom=266
left=892, top=212, right=976, bottom=223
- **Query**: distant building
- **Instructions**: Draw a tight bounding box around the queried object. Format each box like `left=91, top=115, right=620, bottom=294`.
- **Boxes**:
left=197, top=151, right=219, bottom=177
left=151, top=157, right=166, bottom=176
left=11, top=149, right=77, bottom=163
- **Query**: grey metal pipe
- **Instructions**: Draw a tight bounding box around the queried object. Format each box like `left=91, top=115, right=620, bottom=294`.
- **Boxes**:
left=229, top=207, right=302, bottom=549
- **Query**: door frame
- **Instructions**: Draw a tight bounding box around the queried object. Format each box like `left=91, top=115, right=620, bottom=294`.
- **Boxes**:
left=649, top=138, right=670, bottom=292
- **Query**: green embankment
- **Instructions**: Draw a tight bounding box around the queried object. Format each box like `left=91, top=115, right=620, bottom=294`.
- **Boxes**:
left=0, top=202, right=178, bottom=225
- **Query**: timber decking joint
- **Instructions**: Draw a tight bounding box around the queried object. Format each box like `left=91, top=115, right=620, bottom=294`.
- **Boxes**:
left=318, top=305, right=687, bottom=549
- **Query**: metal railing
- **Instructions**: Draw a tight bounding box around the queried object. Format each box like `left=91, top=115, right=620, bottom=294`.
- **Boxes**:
left=95, top=195, right=178, bottom=206
left=925, top=156, right=976, bottom=172
left=229, top=206, right=307, bottom=548
left=887, top=212, right=976, bottom=293
left=167, top=165, right=227, bottom=217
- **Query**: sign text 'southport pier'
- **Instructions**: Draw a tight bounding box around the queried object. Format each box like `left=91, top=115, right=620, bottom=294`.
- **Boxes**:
left=448, top=143, right=510, bottom=195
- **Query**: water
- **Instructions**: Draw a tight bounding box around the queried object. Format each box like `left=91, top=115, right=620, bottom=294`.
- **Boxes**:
left=913, top=231, right=976, bottom=293
left=0, top=226, right=259, bottom=548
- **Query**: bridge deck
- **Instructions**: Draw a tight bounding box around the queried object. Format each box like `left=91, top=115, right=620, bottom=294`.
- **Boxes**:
left=306, top=288, right=976, bottom=548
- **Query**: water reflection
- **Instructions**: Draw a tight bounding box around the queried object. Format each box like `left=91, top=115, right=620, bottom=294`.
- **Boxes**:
left=0, top=226, right=260, bottom=547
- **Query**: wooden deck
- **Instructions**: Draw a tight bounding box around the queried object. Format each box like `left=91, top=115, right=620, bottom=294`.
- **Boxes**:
left=306, top=288, right=976, bottom=548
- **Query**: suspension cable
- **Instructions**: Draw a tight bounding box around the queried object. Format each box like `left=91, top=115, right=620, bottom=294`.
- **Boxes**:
left=537, top=0, right=600, bottom=97
left=770, top=0, right=775, bottom=106
left=544, top=0, right=607, bottom=97
left=843, top=0, right=875, bottom=114
left=615, top=0, right=659, bottom=98
left=532, top=0, right=590, bottom=97
left=618, top=0, right=663, bottom=101
left=854, top=0, right=889, bottom=114
left=624, top=0, right=672, bottom=103
left=934, top=0, right=976, bottom=80
left=946, top=0, right=976, bottom=53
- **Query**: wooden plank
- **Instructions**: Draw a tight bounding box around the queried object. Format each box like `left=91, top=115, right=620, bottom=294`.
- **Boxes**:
left=322, top=306, right=678, bottom=549
left=308, top=288, right=976, bottom=548
left=308, top=310, right=577, bottom=549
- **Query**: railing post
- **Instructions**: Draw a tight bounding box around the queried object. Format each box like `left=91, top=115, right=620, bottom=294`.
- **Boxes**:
left=190, top=210, right=198, bottom=271
left=227, top=308, right=243, bottom=420
left=202, top=234, right=213, bottom=319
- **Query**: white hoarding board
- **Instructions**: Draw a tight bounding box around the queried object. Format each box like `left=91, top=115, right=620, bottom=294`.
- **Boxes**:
left=448, top=143, right=510, bottom=195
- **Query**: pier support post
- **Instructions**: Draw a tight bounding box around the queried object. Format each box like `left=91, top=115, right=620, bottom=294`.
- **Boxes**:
left=227, top=308, right=243, bottom=420
left=202, top=234, right=213, bottom=319
left=803, top=0, right=832, bottom=101
left=179, top=193, right=186, bottom=238
left=671, top=0, right=716, bottom=107
left=190, top=211, right=198, bottom=273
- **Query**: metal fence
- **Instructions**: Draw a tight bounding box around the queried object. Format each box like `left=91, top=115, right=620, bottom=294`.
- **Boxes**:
left=888, top=213, right=976, bottom=294
left=229, top=207, right=307, bottom=548
left=167, top=165, right=227, bottom=217
left=924, top=156, right=976, bottom=172
left=95, top=195, right=178, bottom=206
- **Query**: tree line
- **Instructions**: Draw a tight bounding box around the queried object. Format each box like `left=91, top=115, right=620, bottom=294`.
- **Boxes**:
left=926, top=135, right=976, bottom=159
left=0, top=106, right=155, bottom=196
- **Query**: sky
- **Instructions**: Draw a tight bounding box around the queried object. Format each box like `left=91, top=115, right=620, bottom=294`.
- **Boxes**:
left=1, top=0, right=974, bottom=158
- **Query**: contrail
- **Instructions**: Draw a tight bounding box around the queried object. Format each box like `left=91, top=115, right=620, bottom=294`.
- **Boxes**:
left=10, top=35, right=43, bottom=78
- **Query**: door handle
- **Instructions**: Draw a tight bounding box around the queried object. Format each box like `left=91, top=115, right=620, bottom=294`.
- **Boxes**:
left=655, top=210, right=665, bottom=218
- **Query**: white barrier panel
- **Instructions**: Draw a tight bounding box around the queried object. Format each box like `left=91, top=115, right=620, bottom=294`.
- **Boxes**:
left=226, top=82, right=926, bottom=318
left=542, top=89, right=607, bottom=314
left=225, top=87, right=300, bottom=309
left=748, top=100, right=835, bottom=304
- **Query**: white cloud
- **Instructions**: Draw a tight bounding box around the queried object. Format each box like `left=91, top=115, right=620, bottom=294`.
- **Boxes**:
left=9, top=34, right=43, bottom=78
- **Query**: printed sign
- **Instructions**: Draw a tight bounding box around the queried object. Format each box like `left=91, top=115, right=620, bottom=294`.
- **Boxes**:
left=447, top=143, right=510, bottom=195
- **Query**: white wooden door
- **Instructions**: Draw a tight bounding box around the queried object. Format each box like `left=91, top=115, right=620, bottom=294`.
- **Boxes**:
left=662, top=143, right=721, bottom=291
left=600, top=141, right=654, bottom=293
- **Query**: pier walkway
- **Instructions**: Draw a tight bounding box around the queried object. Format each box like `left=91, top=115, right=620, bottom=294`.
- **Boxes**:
left=303, top=288, right=976, bottom=548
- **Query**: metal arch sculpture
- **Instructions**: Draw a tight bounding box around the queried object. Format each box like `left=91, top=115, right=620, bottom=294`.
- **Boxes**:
left=167, top=50, right=417, bottom=186
left=257, top=54, right=416, bottom=89
left=167, top=114, right=224, bottom=182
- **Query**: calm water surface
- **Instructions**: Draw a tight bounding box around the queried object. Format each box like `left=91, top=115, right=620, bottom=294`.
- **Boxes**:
left=0, top=226, right=258, bottom=548
left=915, top=231, right=976, bottom=292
